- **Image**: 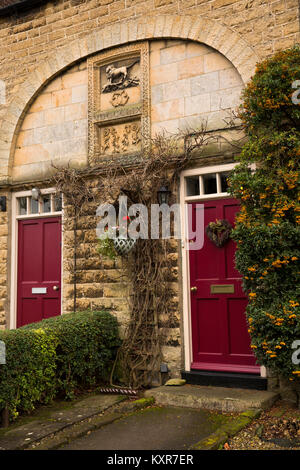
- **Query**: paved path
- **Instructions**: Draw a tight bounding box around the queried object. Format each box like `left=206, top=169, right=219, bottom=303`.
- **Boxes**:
left=0, top=385, right=276, bottom=450
left=60, top=406, right=230, bottom=450
left=0, top=394, right=123, bottom=450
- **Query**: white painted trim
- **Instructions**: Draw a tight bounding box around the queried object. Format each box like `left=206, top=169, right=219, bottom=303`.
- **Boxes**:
left=10, top=194, right=18, bottom=330
left=180, top=175, right=193, bottom=371
left=180, top=163, right=264, bottom=378
left=184, top=193, right=230, bottom=202
left=13, top=188, right=56, bottom=198
left=16, top=212, right=62, bottom=220
left=180, top=163, right=237, bottom=178
left=10, top=188, right=63, bottom=330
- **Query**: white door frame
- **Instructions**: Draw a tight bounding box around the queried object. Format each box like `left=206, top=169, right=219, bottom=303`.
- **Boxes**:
left=179, top=163, right=266, bottom=378
left=10, top=188, right=63, bottom=330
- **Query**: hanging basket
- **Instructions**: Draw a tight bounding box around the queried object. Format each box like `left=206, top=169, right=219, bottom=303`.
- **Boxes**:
left=205, top=219, right=232, bottom=248
left=113, top=236, right=137, bottom=256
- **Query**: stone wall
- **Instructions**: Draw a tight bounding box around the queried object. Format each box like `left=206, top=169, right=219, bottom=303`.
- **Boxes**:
left=13, top=61, right=88, bottom=182
left=0, top=0, right=299, bottom=120
left=12, top=38, right=243, bottom=181
left=150, top=39, right=243, bottom=135
left=62, top=190, right=130, bottom=330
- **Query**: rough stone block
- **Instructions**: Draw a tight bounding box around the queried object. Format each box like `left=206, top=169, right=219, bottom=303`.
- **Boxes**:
left=71, top=85, right=88, bottom=104
left=51, top=89, right=72, bottom=107
left=210, top=86, right=242, bottom=112
left=64, top=102, right=87, bottom=122
left=204, top=52, right=232, bottom=73
left=177, top=55, right=204, bottom=80
left=160, top=43, right=186, bottom=65
left=152, top=99, right=184, bottom=123
left=150, top=49, right=161, bottom=68
left=191, top=71, right=219, bottom=95
left=61, top=70, right=88, bottom=89
left=151, top=118, right=180, bottom=136
left=44, top=107, right=65, bottom=126
left=30, top=93, right=52, bottom=113
left=219, top=68, right=243, bottom=89
left=185, top=93, right=210, bottom=115
left=163, top=78, right=191, bottom=101
left=151, top=84, right=164, bottom=105
left=150, top=63, right=178, bottom=86
left=103, top=283, right=128, bottom=298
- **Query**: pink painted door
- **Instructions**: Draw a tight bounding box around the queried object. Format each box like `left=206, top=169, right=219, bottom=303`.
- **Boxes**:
left=189, top=198, right=259, bottom=374
left=17, top=217, right=62, bottom=327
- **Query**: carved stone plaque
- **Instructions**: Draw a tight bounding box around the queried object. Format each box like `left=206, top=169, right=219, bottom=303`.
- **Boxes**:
left=88, top=42, right=150, bottom=164
left=99, top=121, right=141, bottom=156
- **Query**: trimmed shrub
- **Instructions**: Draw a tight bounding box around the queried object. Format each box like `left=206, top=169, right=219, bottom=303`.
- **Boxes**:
left=0, top=311, right=121, bottom=419
left=0, top=327, right=58, bottom=419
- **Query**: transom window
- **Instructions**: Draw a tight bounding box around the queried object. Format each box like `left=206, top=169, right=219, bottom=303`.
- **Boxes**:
left=16, top=191, right=62, bottom=218
left=181, top=163, right=236, bottom=201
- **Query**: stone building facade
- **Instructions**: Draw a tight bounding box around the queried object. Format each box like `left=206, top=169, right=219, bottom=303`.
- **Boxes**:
left=0, top=0, right=299, bottom=390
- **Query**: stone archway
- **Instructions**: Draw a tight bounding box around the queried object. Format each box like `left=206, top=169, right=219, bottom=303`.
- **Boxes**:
left=0, top=14, right=260, bottom=182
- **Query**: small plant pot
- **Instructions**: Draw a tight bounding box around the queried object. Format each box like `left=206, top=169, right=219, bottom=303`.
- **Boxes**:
left=113, top=236, right=137, bottom=256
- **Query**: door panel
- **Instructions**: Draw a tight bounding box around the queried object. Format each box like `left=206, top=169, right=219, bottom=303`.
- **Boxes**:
left=17, top=217, right=62, bottom=327
left=196, top=298, right=222, bottom=355
left=189, top=198, right=259, bottom=374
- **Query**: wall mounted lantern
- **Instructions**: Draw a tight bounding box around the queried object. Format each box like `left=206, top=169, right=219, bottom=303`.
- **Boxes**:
left=157, top=186, right=170, bottom=205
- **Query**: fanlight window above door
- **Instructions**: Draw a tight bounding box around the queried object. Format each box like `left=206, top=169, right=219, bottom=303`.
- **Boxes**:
left=17, top=193, right=62, bottom=217
left=184, top=165, right=235, bottom=201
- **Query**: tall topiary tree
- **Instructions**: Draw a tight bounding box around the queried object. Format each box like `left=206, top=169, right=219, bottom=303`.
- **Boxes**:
left=228, top=46, right=300, bottom=387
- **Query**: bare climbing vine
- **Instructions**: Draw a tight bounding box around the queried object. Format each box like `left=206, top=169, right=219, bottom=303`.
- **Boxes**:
left=50, top=125, right=242, bottom=389
left=51, top=164, right=95, bottom=313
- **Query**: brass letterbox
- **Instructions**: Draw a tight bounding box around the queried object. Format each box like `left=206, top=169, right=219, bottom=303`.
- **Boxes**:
left=210, top=284, right=235, bottom=294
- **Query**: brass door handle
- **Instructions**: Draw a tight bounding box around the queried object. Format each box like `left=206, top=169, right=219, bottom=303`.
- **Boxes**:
left=190, top=286, right=197, bottom=292
left=53, top=286, right=59, bottom=291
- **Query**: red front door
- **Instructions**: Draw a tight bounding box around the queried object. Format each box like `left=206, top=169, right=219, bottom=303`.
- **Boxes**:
left=17, top=217, right=62, bottom=327
left=189, top=198, right=259, bottom=374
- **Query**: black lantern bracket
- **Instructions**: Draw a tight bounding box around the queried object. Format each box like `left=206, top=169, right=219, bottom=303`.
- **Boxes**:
left=157, top=186, right=170, bottom=205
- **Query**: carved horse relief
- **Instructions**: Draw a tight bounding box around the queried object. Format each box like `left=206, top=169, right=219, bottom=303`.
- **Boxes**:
left=102, top=60, right=140, bottom=93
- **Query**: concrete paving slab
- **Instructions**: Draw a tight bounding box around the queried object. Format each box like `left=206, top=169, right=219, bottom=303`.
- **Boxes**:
left=144, top=385, right=279, bottom=412
left=0, top=394, right=124, bottom=450
left=60, top=406, right=232, bottom=450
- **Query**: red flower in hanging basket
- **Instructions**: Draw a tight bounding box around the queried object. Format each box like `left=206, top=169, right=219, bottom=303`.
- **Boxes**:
left=205, top=219, right=233, bottom=248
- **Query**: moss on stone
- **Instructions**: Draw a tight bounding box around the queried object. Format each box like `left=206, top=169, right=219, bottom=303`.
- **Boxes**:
left=133, top=397, right=155, bottom=407
left=240, top=409, right=262, bottom=419
left=190, top=409, right=261, bottom=450
left=191, top=430, right=229, bottom=450
left=221, top=416, right=250, bottom=436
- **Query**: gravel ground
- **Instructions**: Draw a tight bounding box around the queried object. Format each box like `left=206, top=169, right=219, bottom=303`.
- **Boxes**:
left=225, top=401, right=300, bottom=450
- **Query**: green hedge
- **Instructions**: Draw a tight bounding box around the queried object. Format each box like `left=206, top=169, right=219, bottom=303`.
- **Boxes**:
left=0, top=311, right=121, bottom=419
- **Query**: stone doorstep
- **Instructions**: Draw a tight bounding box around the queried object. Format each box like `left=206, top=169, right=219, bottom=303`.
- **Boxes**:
left=144, top=385, right=279, bottom=413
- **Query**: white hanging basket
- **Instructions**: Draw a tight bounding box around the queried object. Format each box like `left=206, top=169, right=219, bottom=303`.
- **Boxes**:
left=113, top=236, right=137, bottom=256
